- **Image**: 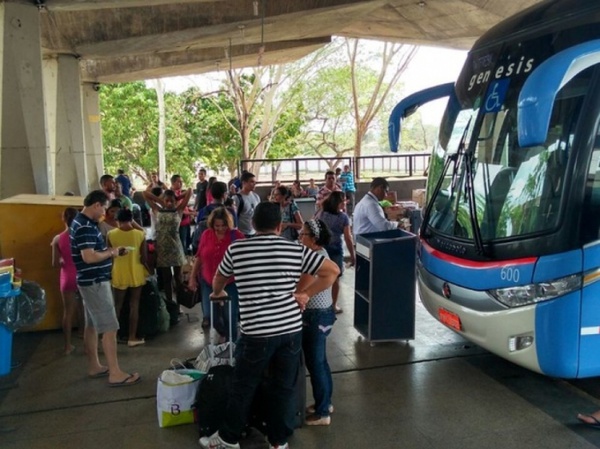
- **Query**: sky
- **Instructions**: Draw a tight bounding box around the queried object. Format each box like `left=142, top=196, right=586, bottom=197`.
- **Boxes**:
left=400, top=46, right=467, bottom=124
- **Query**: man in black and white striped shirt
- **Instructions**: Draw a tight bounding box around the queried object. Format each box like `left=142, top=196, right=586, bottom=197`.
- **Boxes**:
left=200, top=202, right=339, bottom=449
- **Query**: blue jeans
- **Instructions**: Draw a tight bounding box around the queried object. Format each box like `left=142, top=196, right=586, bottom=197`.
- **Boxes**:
left=200, top=279, right=239, bottom=340
left=220, top=331, right=302, bottom=446
left=302, top=307, right=335, bottom=417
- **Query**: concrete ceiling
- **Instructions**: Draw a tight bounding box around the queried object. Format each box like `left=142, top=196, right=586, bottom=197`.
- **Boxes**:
left=36, top=0, right=545, bottom=84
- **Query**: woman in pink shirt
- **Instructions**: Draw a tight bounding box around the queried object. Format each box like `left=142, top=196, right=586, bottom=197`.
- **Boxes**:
left=51, top=207, right=81, bottom=355
left=189, top=207, right=243, bottom=339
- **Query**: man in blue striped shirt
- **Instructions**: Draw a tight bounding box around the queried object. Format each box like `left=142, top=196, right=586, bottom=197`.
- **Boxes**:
left=71, top=190, right=141, bottom=387
left=200, top=202, right=339, bottom=449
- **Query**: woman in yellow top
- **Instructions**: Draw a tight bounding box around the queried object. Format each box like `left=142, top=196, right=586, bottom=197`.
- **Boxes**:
left=107, top=209, right=150, bottom=347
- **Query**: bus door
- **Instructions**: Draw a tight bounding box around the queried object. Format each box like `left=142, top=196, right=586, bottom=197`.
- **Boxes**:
left=580, top=139, right=600, bottom=377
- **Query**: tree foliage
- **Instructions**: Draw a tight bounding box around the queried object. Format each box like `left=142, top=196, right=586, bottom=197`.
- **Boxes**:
left=100, top=82, right=197, bottom=184
left=294, top=38, right=418, bottom=173
left=100, top=39, right=433, bottom=184
left=177, top=87, right=241, bottom=175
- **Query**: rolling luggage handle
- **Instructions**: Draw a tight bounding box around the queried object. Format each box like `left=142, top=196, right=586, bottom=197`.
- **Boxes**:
left=209, top=294, right=234, bottom=363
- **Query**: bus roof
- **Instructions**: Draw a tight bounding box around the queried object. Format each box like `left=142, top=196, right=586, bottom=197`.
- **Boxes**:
left=473, top=0, right=600, bottom=52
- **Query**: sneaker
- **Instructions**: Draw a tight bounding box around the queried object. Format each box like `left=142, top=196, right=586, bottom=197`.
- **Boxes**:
left=198, top=432, right=240, bottom=449
left=305, top=414, right=331, bottom=426
left=269, top=444, right=289, bottom=449
left=306, top=404, right=334, bottom=415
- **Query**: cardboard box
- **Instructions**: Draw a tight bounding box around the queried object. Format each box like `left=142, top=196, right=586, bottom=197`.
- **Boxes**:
left=412, top=189, right=427, bottom=208
left=384, top=191, right=398, bottom=204
left=384, top=206, right=404, bottom=221
left=398, top=201, right=419, bottom=212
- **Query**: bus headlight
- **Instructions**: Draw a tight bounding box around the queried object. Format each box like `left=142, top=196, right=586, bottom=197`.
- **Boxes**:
left=488, top=274, right=581, bottom=308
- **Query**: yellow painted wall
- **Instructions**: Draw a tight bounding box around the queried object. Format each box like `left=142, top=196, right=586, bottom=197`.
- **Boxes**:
left=0, top=194, right=83, bottom=331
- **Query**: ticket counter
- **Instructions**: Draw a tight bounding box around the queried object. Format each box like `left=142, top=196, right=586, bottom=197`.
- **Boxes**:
left=0, top=194, right=83, bottom=330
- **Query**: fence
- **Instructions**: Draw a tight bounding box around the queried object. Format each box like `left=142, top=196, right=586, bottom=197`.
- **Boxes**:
left=239, top=152, right=430, bottom=184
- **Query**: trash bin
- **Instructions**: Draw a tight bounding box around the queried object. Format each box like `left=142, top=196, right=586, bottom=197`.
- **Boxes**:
left=0, top=281, right=46, bottom=376
left=0, top=323, right=12, bottom=376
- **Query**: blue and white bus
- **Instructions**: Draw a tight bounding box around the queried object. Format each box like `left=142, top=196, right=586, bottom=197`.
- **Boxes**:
left=390, top=0, right=600, bottom=378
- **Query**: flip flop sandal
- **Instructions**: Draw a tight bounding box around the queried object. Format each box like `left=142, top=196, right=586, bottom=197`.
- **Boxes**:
left=108, top=373, right=141, bottom=387
left=577, top=414, right=600, bottom=429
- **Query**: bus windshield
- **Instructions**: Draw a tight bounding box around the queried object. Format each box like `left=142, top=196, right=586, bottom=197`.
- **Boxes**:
left=426, top=67, right=592, bottom=244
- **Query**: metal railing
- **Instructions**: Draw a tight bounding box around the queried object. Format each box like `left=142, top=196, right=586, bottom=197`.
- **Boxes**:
left=239, top=152, right=430, bottom=184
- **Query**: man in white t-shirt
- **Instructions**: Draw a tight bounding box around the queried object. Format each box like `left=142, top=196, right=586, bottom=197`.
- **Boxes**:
left=232, top=171, right=261, bottom=237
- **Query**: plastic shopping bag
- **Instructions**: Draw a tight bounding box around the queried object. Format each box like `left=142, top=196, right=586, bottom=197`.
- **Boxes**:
left=156, top=369, right=203, bottom=428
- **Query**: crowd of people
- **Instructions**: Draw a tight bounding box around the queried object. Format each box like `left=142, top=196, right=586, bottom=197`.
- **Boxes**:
left=50, top=165, right=403, bottom=448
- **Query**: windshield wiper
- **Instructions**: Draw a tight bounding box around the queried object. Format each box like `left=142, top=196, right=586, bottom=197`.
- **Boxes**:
left=421, top=117, right=472, bottom=237
left=463, top=150, right=485, bottom=256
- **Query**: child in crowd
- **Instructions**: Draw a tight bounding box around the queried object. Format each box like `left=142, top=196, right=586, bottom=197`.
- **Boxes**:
left=51, top=207, right=83, bottom=355
left=107, top=209, right=150, bottom=347
left=99, top=199, right=122, bottom=239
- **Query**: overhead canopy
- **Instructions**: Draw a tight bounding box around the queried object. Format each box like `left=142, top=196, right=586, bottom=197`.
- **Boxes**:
left=36, top=0, right=545, bottom=83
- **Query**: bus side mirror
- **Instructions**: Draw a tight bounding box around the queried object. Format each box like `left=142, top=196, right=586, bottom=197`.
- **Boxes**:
left=388, top=82, right=455, bottom=152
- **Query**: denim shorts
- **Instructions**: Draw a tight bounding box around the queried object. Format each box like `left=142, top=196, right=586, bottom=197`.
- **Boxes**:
left=328, top=252, right=344, bottom=277
left=78, top=281, right=119, bottom=333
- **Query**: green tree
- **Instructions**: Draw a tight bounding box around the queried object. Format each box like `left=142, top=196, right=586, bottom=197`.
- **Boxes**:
left=295, top=65, right=357, bottom=168
left=347, top=39, right=417, bottom=178
left=296, top=38, right=417, bottom=177
left=101, top=82, right=159, bottom=182
left=177, top=87, right=241, bottom=175
left=204, top=44, right=338, bottom=179
left=100, top=82, right=197, bottom=185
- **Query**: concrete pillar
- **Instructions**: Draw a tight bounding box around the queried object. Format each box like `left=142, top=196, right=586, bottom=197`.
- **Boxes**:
left=0, top=2, right=50, bottom=198
left=42, top=56, right=58, bottom=192
left=43, top=55, right=88, bottom=196
left=82, top=83, right=103, bottom=193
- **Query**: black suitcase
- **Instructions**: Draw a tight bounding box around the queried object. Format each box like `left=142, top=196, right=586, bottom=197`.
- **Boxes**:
left=196, top=364, right=234, bottom=437
left=248, top=353, right=307, bottom=432
left=117, top=278, right=161, bottom=340
left=195, top=297, right=235, bottom=437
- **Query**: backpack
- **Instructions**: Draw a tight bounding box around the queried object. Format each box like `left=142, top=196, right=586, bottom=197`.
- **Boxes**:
left=157, top=293, right=170, bottom=333
left=117, top=278, right=163, bottom=340
left=234, top=193, right=245, bottom=217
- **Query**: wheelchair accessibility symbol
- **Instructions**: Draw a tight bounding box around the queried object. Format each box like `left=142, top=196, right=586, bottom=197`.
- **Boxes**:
left=484, top=79, right=510, bottom=113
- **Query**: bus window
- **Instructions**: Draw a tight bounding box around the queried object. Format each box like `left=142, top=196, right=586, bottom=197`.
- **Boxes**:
left=491, top=70, right=591, bottom=238
left=580, top=128, right=600, bottom=242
